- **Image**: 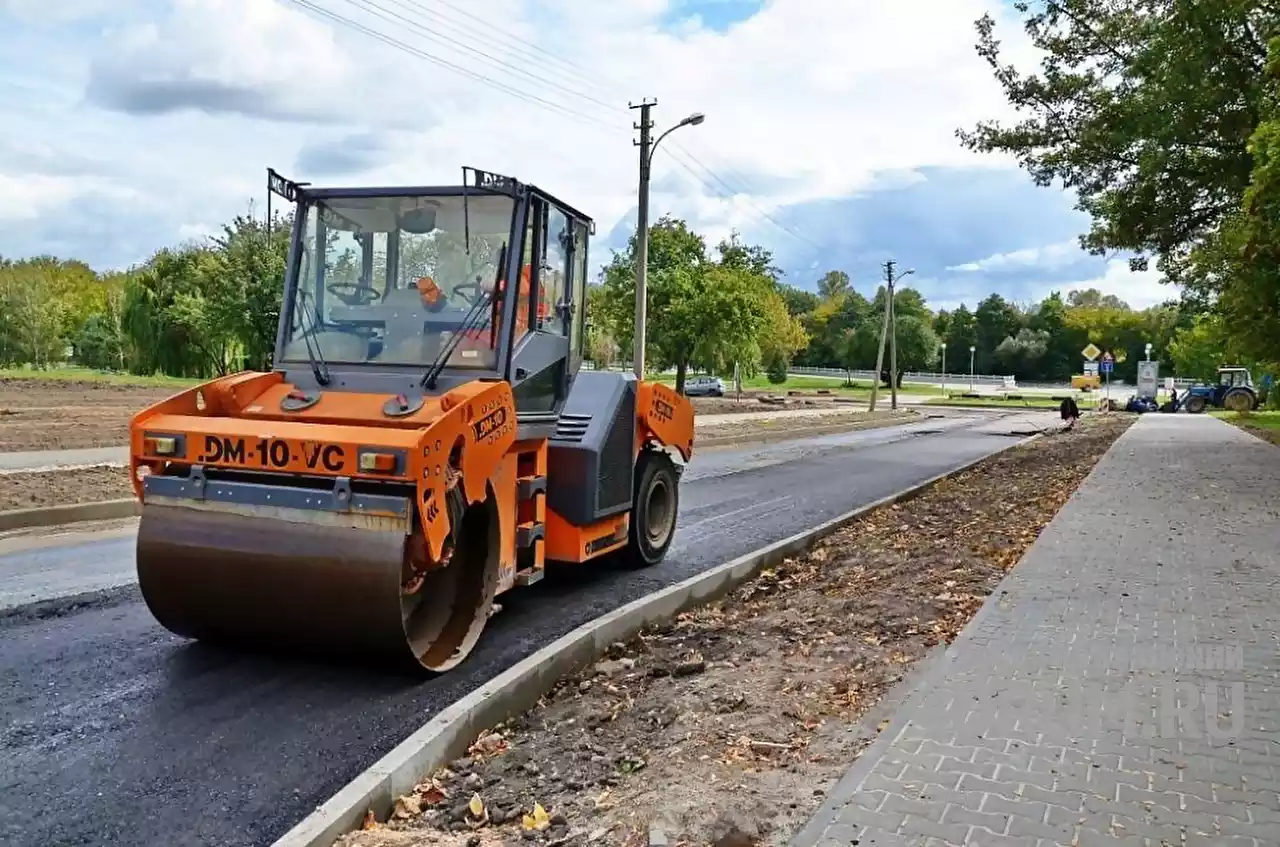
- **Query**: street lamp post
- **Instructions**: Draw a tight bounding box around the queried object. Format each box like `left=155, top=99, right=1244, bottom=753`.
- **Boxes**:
left=1145, top=342, right=1153, bottom=362
left=940, top=342, right=947, bottom=397
left=969, top=345, right=976, bottom=391
left=630, top=101, right=705, bottom=379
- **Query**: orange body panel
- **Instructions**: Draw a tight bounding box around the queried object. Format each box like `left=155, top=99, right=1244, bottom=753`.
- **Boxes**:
left=129, top=371, right=517, bottom=566
left=636, top=380, right=695, bottom=460
left=491, top=452, right=518, bottom=595
left=543, top=507, right=629, bottom=563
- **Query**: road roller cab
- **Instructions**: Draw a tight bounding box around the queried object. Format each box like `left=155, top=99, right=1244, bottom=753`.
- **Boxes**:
left=128, top=167, right=695, bottom=672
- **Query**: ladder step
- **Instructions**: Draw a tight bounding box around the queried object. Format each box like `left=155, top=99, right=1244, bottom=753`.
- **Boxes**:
left=515, top=568, right=544, bottom=587
left=518, top=474, right=547, bottom=499
left=516, top=521, right=544, bottom=548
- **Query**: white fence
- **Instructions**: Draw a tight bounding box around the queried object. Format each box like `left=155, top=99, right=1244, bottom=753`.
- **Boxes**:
left=787, top=365, right=1010, bottom=387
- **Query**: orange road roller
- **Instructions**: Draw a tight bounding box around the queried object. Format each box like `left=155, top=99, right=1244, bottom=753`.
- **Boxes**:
left=128, top=167, right=695, bottom=672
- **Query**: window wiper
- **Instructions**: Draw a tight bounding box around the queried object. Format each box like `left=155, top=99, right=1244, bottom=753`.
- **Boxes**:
left=421, top=286, right=493, bottom=390
left=296, top=287, right=332, bottom=386
left=421, top=246, right=506, bottom=391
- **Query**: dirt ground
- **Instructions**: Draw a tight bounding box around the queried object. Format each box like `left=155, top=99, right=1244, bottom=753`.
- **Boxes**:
left=696, top=410, right=918, bottom=448
left=0, top=378, right=176, bottom=452
left=690, top=391, right=861, bottom=417
left=336, top=414, right=1133, bottom=847
left=0, top=466, right=133, bottom=511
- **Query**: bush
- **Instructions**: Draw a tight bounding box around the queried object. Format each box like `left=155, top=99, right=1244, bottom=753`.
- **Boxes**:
left=766, top=352, right=788, bottom=384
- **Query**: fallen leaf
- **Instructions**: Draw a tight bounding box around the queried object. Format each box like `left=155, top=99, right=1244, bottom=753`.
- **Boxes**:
left=361, top=809, right=379, bottom=830
left=469, top=793, right=485, bottom=818
left=393, top=794, right=421, bottom=819
left=522, top=802, right=552, bottom=831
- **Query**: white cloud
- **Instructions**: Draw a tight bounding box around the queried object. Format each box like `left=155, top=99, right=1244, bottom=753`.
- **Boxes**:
left=948, top=239, right=1085, bottom=273
left=0, top=0, right=1040, bottom=270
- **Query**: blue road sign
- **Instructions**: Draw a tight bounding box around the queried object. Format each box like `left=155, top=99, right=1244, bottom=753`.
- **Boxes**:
left=1100, top=359, right=1114, bottom=374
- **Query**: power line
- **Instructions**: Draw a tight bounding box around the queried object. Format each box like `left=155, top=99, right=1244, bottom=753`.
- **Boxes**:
left=287, top=0, right=834, bottom=256
left=396, top=0, right=623, bottom=98
left=664, top=144, right=827, bottom=251
left=337, top=0, right=627, bottom=117
left=284, top=0, right=626, bottom=134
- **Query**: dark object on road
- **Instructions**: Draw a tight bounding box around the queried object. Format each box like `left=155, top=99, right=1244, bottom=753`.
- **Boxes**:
left=1126, top=396, right=1158, bottom=413
left=1060, top=396, right=1080, bottom=429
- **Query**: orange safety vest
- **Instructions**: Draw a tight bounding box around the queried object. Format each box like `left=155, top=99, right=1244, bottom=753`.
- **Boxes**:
left=455, top=265, right=550, bottom=346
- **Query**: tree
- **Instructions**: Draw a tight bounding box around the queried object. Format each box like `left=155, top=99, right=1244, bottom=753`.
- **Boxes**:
left=716, top=231, right=780, bottom=280
left=994, top=328, right=1052, bottom=379
left=958, top=1, right=1271, bottom=279
left=1167, top=313, right=1231, bottom=380
left=943, top=304, right=976, bottom=363
left=816, top=270, right=852, bottom=301
left=974, top=294, right=1022, bottom=371
left=894, top=314, right=941, bottom=372
left=209, top=212, right=292, bottom=371
left=765, top=351, right=789, bottom=384
left=598, top=218, right=771, bottom=390
left=1067, top=289, right=1129, bottom=311
left=757, top=288, right=809, bottom=373
left=777, top=284, right=819, bottom=317
left=1029, top=292, right=1078, bottom=380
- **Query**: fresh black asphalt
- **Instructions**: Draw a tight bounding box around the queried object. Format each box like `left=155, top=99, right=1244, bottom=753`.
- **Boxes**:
left=0, top=417, right=1022, bottom=847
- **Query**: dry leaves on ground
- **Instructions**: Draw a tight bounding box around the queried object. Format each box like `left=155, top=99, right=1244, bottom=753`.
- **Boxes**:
left=336, top=415, right=1134, bottom=847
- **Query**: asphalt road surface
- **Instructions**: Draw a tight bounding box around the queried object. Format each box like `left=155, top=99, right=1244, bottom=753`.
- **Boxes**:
left=0, top=415, right=1028, bottom=847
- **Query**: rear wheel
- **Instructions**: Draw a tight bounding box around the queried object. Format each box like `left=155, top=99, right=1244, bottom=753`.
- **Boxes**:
left=622, top=451, right=679, bottom=568
left=1223, top=389, right=1255, bottom=412
left=1185, top=395, right=1207, bottom=414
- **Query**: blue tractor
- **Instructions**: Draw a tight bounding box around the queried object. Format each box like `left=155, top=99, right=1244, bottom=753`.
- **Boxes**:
left=1181, top=366, right=1259, bottom=413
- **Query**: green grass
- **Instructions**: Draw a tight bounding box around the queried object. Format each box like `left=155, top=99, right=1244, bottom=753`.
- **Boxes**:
left=0, top=366, right=202, bottom=388
left=1211, top=410, right=1280, bottom=430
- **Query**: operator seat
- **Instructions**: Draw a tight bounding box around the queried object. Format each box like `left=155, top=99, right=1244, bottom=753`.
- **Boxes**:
left=377, top=285, right=443, bottom=363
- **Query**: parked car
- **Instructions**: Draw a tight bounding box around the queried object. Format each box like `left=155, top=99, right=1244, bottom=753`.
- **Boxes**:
left=682, top=375, right=726, bottom=397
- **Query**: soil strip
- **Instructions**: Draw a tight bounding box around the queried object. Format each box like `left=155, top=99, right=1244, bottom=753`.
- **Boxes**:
left=334, top=414, right=1133, bottom=847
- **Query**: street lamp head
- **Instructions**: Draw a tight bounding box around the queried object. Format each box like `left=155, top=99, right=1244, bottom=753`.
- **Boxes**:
left=940, top=342, right=947, bottom=349
left=970, top=345, right=976, bottom=353
left=903, top=268, right=916, bottom=276
left=681, top=112, right=706, bottom=127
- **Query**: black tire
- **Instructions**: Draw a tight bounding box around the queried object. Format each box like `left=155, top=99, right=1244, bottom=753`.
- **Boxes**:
left=1223, top=389, right=1256, bottom=412
left=1185, top=395, right=1207, bottom=414
left=621, top=451, right=679, bottom=568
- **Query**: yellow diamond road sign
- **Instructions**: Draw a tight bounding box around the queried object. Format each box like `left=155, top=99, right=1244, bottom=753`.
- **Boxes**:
left=1081, top=343, right=1101, bottom=361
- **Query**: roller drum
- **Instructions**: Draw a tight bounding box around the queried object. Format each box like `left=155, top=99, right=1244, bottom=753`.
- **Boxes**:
left=136, top=502, right=498, bottom=672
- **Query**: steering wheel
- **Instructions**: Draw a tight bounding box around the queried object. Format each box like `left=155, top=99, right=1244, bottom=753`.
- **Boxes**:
left=326, top=282, right=382, bottom=306
left=450, top=281, right=485, bottom=307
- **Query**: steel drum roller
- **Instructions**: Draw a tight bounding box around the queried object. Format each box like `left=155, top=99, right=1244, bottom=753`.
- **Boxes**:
left=136, top=503, right=498, bottom=672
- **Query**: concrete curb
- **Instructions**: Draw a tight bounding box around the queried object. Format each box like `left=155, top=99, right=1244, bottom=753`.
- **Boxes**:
left=0, top=499, right=137, bottom=533
left=272, top=433, right=1041, bottom=847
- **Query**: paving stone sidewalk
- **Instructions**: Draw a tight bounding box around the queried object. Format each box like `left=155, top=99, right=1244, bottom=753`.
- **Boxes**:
left=792, top=415, right=1280, bottom=847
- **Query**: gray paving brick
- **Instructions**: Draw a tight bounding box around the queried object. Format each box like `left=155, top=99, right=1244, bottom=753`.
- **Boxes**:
left=791, top=417, right=1280, bottom=847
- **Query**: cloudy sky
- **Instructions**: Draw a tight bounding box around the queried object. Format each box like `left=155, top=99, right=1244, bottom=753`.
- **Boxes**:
left=0, top=0, right=1174, bottom=311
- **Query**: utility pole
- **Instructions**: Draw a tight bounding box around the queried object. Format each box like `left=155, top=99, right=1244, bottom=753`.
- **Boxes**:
left=888, top=262, right=899, bottom=411
left=868, top=261, right=894, bottom=413
left=868, top=260, right=914, bottom=412
left=630, top=99, right=656, bottom=380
